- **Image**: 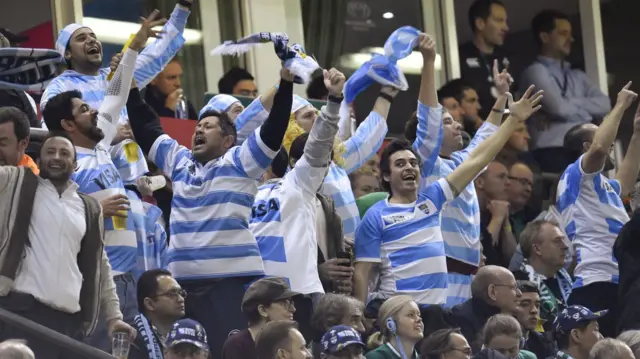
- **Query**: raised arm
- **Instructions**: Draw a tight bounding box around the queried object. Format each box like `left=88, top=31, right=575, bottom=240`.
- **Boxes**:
left=412, top=34, right=443, bottom=176
left=134, top=3, right=191, bottom=88
left=341, top=87, right=397, bottom=174
left=235, top=86, right=278, bottom=144
left=615, top=97, right=640, bottom=196
left=288, top=69, right=345, bottom=194
left=582, top=82, right=637, bottom=175
left=446, top=86, right=543, bottom=196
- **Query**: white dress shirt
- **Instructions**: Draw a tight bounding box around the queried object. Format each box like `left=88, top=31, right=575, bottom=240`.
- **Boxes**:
left=13, top=178, right=86, bottom=313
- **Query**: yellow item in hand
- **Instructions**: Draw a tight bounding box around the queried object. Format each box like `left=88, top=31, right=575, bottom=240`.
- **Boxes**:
left=107, top=34, right=136, bottom=80
left=123, top=142, right=140, bottom=163
left=112, top=210, right=128, bottom=230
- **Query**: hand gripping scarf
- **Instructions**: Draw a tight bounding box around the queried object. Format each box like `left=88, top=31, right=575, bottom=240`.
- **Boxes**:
left=339, top=26, right=420, bottom=124
left=211, top=32, right=319, bottom=84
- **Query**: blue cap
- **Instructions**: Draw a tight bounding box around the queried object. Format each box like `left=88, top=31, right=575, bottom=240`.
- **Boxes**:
left=166, top=319, right=209, bottom=350
left=553, top=305, right=607, bottom=336
left=320, top=325, right=365, bottom=354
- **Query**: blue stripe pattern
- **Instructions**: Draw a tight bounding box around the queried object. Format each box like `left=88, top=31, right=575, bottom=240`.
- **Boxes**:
left=556, top=155, right=628, bottom=288
left=412, top=102, right=498, bottom=271
left=354, top=179, right=452, bottom=305
left=150, top=128, right=276, bottom=279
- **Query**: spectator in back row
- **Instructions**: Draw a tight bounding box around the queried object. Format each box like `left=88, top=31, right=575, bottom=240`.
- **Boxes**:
left=459, top=0, right=512, bottom=120
left=144, top=57, right=198, bottom=120
left=521, top=10, right=611, bottom=173
left=218, top=67, right=258, bottom=98
left=0, top=107, right=38, bottom=173
left=505, top=162, right=536, bottom=239
left=256, top=320, right=312, bottom=359
left=513, top=281, right=555, bottom=359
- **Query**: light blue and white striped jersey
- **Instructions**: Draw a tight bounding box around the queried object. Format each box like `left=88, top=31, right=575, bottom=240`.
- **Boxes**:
left=74, top=146, right=137, bottom=275
left=150, top=128, right=277, bottom=280
left=41, top=4, right=190, bottom=185
left=128, top=190, right=168, bottom=280
left=355, top=179, right=454, bottom=306
left=250, top=159, right=327, bottom=294
left=413, top=101, right=497, bottom=267
left=235, top=98, right=387, bottom=238
left=556, top=155, right=627, bottom=289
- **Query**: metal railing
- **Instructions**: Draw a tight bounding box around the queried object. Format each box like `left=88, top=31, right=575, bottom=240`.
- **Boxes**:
left=0, top=308, right=113, bottom=359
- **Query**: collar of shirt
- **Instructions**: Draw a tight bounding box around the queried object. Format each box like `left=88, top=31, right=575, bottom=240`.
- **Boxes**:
left=537, top=56, right=572, bottom=71
left=556, top=350, right=575, bottom=359
left=38, top=176, right=79, bottom=197
left=385, top=343, right=418, bottom=359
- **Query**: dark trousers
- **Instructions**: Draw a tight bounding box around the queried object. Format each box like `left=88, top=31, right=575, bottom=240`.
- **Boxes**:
left=181, top=276, right=259, bottom=358
left=0, top=292, right=83, bottom=359
left=293, top=295, right=314, bottom=342
left=568, top=282, right=619, bottom=337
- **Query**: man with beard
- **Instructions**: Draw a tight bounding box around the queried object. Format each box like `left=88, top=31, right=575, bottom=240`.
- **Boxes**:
left=123, top=61, right=295, bottom=354
left=557, top=83, right=640, bottom=338
left=41, top=17, right=161, bottom=350
left=405, top=33, right=511, bottom=307
left=41, top=0, right=194, bottom=185
left=0, top=132, right=135, bottom=359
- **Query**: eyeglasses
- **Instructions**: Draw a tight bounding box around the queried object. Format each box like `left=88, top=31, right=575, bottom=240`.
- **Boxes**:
left=448, top=347, right=472, bottom=357
left=275, top=299, right=296, bottom=311
left=155, top=289, right=187, bottom=300
left=508, top=176, right=533, bottom=187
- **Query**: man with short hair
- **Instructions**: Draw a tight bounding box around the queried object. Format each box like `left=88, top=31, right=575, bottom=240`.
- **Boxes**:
left=506, top=162, right=535, bottom=239
left=514, top=281, right=555, bottom=359
left=0, top=133, right=135, bottom=359
left=459, top=0, right=512, bottom=119
left=554, top=305, right=605, bottom=359
left=589, top=339, right=634, bottom=359
left=0, top=340, right=35, bottom=359
left=164, top=319, right=209, bottom=359
left=513, top=220, right=572, bottom=332
left=521, top=10, right=611, bottom=173
left=0, top=106, right=37, bottom=173
left=476, top=161, right=516, bottom=267
left=129, top=269, right=186, bottom=359
left=218, top=67, right=258, bottom=98
left=320, top=325, right=366, bottom=359
left=144, top=58, right=197, bottom=120
left=255, top=320, right=312, bottom=359
left=221, top=277, right=299, bottom=359
left=557, top=84, right=640, bottom=337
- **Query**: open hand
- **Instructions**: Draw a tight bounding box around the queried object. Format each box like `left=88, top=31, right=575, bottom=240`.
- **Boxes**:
left=418, top=33, right=437, bottom=63
left=507, top=85, right=544, bottom=122
left=324, top=68, right=346, bottom=97
left=616, top=81, right=638, bottom=111
left=493, top=59, right=513, bottom=95
left=130, top=9, right=167, bottom=51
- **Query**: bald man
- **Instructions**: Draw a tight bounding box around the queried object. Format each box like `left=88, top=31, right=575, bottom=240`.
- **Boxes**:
left=422, top=265, right=522, bottom=353
left=589, top=339, right=634, bottom=359
left=0, top=340, right=35, bottom=359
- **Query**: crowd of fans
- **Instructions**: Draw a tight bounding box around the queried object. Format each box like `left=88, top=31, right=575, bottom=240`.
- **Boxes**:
left=1, top=0, right=640, bottom=359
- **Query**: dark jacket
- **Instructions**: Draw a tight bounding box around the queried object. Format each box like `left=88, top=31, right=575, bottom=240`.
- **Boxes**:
left=422, top=297, right=501, bottom=354
left=0, top=89, right=40, bottom=127
left=142, top=85, right=197, bottom=120
left=524, top=330, right=556, bottom=359
left=316, top=191, right=345, bottom=294
left=614, top=208, right=640, bottom=333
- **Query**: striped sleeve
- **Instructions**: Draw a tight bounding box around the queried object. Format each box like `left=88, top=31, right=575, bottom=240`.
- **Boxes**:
left=451, top=121, right=499, bottom=165
left=229, top=127, right=278, bottom=180
left=342, top=111, right=388, bottom=174
left=354, top=207, right=383, bottom=262
left=235, top=96, right=270, bottom=144
left=133, top=5, right=188, bottom=88
left=148, top=134, right=192, bottom=180
left=413, top=101, right=444, bottom=178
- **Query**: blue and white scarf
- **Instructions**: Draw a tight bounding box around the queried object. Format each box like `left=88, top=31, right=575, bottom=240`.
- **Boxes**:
left=339, top=26, right=420, bottom=123
left=133, top=313, right=164, bottom=359
left=0, top=48, right=63, bottom=92
left=211, top=32, right=319, bottom=84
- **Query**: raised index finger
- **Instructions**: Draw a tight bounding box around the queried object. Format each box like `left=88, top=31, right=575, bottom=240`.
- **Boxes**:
left=624, top=81, right=633, bottom=91
left=492, top=59, right=499, bottom=77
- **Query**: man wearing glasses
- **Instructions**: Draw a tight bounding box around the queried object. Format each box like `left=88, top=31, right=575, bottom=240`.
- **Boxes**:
left=506, top=161, right=536, bottom=239
left=129, top=269, right=187, bottom=359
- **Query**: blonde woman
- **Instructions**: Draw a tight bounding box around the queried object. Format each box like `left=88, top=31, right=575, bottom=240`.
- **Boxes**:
left=481, top=314, right=536, bottom=359
left=366, top=296, right=423, bottom=359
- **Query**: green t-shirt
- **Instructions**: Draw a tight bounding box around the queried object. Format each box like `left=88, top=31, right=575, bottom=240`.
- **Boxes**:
left=519, top=349, right=538, bottom=359
left=356, top=192, right=388, bottom=218
left=365, top=343, right=419, bottom=359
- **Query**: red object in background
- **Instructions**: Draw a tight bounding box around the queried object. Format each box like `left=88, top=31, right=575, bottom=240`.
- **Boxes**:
left=20, top=22, right=55, bottom=49
left=159, top=117, right=195, bottom=149
left=377, top=137, right=393, bottom=156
